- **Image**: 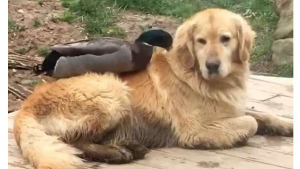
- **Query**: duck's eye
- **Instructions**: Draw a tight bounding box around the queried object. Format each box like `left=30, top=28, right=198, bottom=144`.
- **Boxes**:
left=221, top=35, right=230, bottom=43
left=197, top=38, right=206, bottom=45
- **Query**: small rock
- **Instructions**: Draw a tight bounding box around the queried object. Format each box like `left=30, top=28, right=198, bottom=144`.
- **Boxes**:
left=272, top=38, right=293, bottom=64
left=18, top=9, right=24, bottom=14
left=274, top=0, right=293, bottom=39
left=275, top=0, right=291, bottom=16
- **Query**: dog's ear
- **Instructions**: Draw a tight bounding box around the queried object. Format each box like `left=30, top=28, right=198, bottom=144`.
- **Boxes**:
left=235, top=16, right=256, bottom=63
left=173, top=21, right=196, bottom=69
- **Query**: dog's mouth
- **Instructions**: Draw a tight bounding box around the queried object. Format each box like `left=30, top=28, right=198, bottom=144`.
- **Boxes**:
left=204, top=73, right=219, bottom=80
left=201, top=68, right=228, bottom=80
left=208, top=69, right=219, bottom=75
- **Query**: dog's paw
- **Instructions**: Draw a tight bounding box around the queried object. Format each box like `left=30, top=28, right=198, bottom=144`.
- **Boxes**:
left=77, top=140, right=150, bottom=164
left=178, top=116, right=258, bottom=150
left=118, top=140, right=150, bottom=160
left=195, top=130, right=251, bottom=150
left=256, top=116, right=293, bottom=137
left=77, top=144, right=134, bottom=164
left=105, top=145, right=134, bottom=164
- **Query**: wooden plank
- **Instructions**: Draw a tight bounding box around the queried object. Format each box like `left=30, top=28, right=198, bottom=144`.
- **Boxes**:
left=247, top=101, right=293, bottom=118
left=8, top=147, right=23, bottom=159
left=102, top=163, right=159, bottom=169
left=155, top=148, right=286, bottom=169
left=8, top=155, right=32, bottom=169
left=247, top=88, right=279, bottom=101
left=248, top=79, right=293, bottom=97
left=139, top=151, right=214, bottom=169
left=8, top=146, right=291, bottom=169
left=247, top=136, right=293, bottom=155
left=9, top=162, right=32, bottom=169
left=212, top=146, right=293, bottom=169
left=10, top=131, right=291, bottom=166
left=250, top=75, right=293, bottom=86
left=266, top=95, right=293, bottom=108
left=247, top=76, right=294, bottom=119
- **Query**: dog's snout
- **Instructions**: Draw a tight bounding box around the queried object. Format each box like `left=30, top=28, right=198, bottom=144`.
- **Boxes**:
left=206, top=60, right=220, bottom=74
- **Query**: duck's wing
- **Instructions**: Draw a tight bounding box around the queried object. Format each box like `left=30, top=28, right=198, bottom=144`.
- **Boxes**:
left=33, top=37, right=132, bottom=75
left=52, top=45, right=134, bottom=79
left=50, top=37, right=131, bottom=56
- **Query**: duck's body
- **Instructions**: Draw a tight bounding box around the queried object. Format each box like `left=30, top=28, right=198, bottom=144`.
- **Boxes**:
left=33, top=29, right=173, bottom=78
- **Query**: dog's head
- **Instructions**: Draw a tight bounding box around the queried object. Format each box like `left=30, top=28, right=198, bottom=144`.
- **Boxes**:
left=172, top=8, right=256, bottom=80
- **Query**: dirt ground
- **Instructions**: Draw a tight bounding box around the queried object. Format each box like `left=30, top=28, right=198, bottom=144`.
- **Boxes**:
left=8, top=0, right=180, bottom=113
left=115, top=10, right=180, bottom=41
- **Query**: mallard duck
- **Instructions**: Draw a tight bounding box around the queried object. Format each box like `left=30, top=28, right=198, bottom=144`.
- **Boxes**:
left=33, top=29, right=173, bottom=79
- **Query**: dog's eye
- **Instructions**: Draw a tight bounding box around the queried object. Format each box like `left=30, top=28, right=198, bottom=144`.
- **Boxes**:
left=221, top=35, right=230, bottom=43
left=197, top=38, right=206, bottom=45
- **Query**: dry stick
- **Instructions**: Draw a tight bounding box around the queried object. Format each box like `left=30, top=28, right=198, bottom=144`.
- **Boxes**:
left=8, top=82, right=33, bottom=100
left=8, top=53, right=37, bottom=100
left=8, top=53, right=43, bottom=70
left=8, top=49, right=22, bottom=55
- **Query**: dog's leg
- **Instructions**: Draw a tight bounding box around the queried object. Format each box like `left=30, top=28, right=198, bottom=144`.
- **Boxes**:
left=176, top=116, right=258, bottom=149
left=74, top=140, right=149, bottom=164
left=246, top=111, right=293, bottom=136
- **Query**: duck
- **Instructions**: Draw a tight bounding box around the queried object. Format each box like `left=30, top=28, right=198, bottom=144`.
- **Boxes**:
left=33, top=29, right=173, bottom=79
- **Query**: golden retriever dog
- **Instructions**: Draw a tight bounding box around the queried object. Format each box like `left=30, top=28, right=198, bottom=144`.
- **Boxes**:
left=13, top=8, right=293, bottom=169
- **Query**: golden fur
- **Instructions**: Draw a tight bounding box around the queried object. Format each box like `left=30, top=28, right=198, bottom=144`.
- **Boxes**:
left=14, top=8, right=293, bottom=169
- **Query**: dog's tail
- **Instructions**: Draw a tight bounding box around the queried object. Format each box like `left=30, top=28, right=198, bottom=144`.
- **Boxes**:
left=14, top=110, right=84, bottom=169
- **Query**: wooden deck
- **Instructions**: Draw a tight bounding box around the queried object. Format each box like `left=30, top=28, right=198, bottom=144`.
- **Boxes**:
left=8, top=75, right=293, bottom=169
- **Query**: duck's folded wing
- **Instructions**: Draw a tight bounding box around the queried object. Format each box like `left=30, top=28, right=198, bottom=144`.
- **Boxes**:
left=52, top=45, right=134, bottom=79
left=50, top=37, right=130, bottom=56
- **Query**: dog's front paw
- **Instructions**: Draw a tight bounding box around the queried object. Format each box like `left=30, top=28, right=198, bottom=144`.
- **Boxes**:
left=179, top=129, right=252, bottom=150
left=256, top=116, right=293, bottom=137
left=118, top=140, right=150, bottom=160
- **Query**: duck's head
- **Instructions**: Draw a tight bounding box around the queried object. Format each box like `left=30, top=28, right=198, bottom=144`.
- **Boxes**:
left=135, top=29, right=173, bottom=50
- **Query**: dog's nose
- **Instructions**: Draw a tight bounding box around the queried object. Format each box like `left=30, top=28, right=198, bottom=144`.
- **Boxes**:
left=206, top=60, right=220, bottom=74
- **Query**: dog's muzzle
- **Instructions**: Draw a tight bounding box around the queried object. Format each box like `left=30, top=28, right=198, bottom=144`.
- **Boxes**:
left=206, top=60, right=220, bottom=74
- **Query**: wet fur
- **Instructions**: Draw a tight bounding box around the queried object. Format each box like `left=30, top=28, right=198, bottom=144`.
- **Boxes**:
left=14, top=8, right=293, bottom=169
